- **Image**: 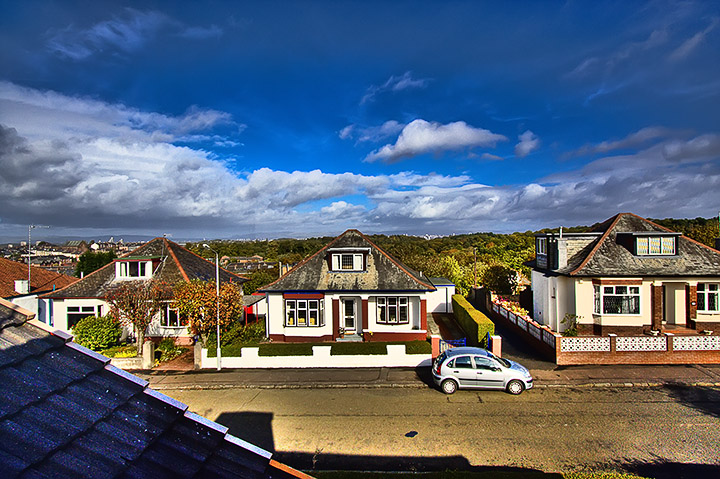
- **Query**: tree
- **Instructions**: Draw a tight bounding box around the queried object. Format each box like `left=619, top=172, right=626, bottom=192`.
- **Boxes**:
left=243, top=269, right=278, bottom=294
left=107, top=280, right=170, bottom=354
left=75, top=250, right=117, bottom=277
left=173, top=280, right=244, bottom=342
left=479, top=263, right=519, bottom=296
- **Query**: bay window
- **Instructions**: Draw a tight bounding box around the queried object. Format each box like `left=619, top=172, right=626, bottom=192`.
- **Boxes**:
left=377, top=297, right=409, bottom=324
left=593, top=285, right=640, bottom=315
left=285, top=299, right=324, bottom=327
left=698, top=283, right=719, bottom=312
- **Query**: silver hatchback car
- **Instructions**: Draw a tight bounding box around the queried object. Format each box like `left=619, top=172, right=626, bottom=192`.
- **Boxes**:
left=432, top=347, right=533, bottom=395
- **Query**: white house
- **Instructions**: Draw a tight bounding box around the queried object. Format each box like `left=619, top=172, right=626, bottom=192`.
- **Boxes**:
left=43, top=238, right=247, bottom=344
left=260, top=229, right=454, bottom=342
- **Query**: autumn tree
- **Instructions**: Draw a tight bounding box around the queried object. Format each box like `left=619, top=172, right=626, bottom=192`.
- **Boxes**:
left=107, top=280, right=171, bottom=354
left=75, top=250, right=117, bottom=277
left=173, top=280, right=244, bottom=342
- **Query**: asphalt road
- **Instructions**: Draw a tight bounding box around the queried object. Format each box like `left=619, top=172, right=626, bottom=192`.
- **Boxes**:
left=166, top=385, right=720, bottom=478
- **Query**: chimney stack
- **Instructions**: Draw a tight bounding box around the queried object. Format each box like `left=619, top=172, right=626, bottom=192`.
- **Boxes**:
left=14, top=280, right=29, bottom=295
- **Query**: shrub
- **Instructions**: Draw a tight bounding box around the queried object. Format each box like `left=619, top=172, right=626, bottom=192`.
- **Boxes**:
left=101, top=344, right=137, bottom=358
left=206, top=320, right=266, bottom=347
left=331, top=342, right=388, bottom=355
left=156, top=338, right=187, bottom=362
left=400, top=340, right=432, bottom=354
left=72, top=314, right=122, bottom=351
left=452, top=294, right=495, bottom=347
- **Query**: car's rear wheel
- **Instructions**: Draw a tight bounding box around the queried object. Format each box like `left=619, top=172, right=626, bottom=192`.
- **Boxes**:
left=441, top=379, right=458, bottom=394
left=506, top=379, right=525, bottom=395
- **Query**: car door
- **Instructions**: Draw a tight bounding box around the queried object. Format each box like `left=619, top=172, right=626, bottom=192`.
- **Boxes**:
left=473, top=356, right=506, bottom=389
left=448, top=355, right=477, bottom=387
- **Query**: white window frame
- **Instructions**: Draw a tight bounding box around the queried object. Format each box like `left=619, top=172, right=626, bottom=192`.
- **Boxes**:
left=537, top=238, right=547, bottom=255
left=160, top=303, right=186, bottom=328
left=331, top=253, right=364, bottom=271
left=67, top=305, right=101, bottom=329
left=116, top=260, right=152, bottom=279
left=593, top=285, right=641, bottom=315
left=697, top=283, right=719, bottom=313
left=285, top=299, right=324, bottom=327
left=376, top=297, right=409, bottom=324
left=636, top=236, right=676, bottom=256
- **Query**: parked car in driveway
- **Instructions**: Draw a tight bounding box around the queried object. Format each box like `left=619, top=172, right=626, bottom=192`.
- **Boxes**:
left=432, top=347, right=534, bottom=395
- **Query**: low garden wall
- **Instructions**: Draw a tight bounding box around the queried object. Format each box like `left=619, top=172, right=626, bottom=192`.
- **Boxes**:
left=488, top=297, right=720, bottom=365
left=201, top=343, right=432, bottom=369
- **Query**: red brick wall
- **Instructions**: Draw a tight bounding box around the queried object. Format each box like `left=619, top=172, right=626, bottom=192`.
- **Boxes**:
left=686, top=284, right=697, bottom=326
left=268, top=334, right=334, bottom=343
left=362, top=299, right=368, bottom=332
left=651, top=285, right=663, bottom=330
left=332, top=299, right=340, bottom=340
left=363, top=331, right=427, bottom=342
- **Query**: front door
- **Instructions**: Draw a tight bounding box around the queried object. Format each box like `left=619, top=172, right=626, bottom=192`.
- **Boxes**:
left=342, top=298, right=356, bottom=333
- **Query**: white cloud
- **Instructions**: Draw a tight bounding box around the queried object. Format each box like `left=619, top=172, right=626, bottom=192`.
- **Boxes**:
left=339, top=120, right=405, bottom=143
left=669, top=18, right=718, bottom=62
left=361, top=71, right=431, bottom=104
left=45, top=8, right=224, bottom=60
left=1, top=82, right=718, bottom=239
left=514, top=130, right=540, bottom=158
left=365, top=119, right=507, bottom=163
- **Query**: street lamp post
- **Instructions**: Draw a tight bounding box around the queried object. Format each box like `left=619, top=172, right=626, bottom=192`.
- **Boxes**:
left=203, top=244, right=222, bottom=371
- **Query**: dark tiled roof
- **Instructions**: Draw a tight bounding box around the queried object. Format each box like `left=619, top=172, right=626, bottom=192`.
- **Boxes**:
left=0, top=297, right=308, bottom=479
left=261, top=230, right=435, bottom=292
left=44, top=238, right=247, bottom=299
left=0, top=258, right=78, bottom=298
left=561, top=213, right=720, bottom=276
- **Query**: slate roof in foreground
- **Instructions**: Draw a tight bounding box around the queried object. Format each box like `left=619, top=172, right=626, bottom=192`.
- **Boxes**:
left=0, top=297, right=309, bottom=479
left=261, top=230, right=435, bottom=293
left=44, top=238, right=246, bottom=300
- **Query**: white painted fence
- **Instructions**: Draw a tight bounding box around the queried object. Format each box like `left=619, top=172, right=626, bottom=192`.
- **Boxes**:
left=201, top=344, right=432, bottom=369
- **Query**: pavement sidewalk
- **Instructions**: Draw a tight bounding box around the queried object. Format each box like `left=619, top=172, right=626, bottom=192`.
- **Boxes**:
left=135, top=363, right=720, bottom=391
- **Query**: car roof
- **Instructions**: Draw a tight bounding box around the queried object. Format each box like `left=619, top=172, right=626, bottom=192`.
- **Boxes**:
left=444, top=347, right=491, bottom=358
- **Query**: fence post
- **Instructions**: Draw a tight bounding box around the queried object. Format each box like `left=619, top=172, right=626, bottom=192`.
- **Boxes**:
left=490, top=335, right=502, bottom=357
left=431, top=335, right=441, bottom=358
left=142, top=341, right=155, bottom=370
left=608, top=333, right=617, bottom=355
left=194, top=341, right=203, bottom=370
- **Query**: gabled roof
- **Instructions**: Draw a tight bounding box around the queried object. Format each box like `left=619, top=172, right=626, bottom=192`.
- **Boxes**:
left=557, top=213, right=720, bottom=277
left=0, top=257, right=78, bottom=298
left=44, top=238, right=247, bottom=300
left=0, top=297, right=308, bottom=478
left=261, top=229, right=435, bottom=292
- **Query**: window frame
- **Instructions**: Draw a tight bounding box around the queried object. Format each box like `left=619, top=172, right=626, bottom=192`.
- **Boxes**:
left=331, top=253, right=364, bottom=271
left=635, top=236, right=676, bottom=256
left=285, top=299, right=325, bottom=327
left=697, top=283, right=719, bottom=313
left=67, top=305, right=101, bottom=329
left=117, top=260, right=152, bottom=279
left=537, top=237, right=547, bottom=255
left=593, top=284, right=641, bottom=315
left=376, top=296, right=410, bottom=325
left=160, top=302, right=187, bottom=328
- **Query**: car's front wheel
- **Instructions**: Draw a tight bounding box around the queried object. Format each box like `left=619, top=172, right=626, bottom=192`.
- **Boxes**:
left=441, top=379, right=458, bottom=394
left=506, top=379, right=525, bottom=395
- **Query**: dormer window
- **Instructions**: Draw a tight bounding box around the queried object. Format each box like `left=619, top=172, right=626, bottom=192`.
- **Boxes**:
left=537, top=238, right=547, bottom=256
left=332, top=253, right=364, bottom=271
left=116, top=259, right=154, bottom=279
left=636, top=236, right=676, bottom=256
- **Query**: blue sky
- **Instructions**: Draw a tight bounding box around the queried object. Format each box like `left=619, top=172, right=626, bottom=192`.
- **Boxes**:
left=1, top=0, right=719, bottom=242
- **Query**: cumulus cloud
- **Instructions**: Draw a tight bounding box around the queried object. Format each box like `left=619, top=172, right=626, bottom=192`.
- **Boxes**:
left=514, top=130, right=540, bottom=158
left=361, top=71, right=430, bottom=104
left=0, top=81, right=718, bottom=239
left=365, top=119, right=507, bottom=163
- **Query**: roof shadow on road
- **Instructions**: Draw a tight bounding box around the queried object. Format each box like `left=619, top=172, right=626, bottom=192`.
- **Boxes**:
left=622, top=458, right=720, bottom=479
left=216, top=411, right=562, bottom=476
left=662, top=384, right=720, bottom=418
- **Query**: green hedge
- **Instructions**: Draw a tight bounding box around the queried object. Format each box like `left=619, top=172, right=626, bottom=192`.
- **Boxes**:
left=452, top=294, right=495, bottom=347
left=72, top=314, right=122, bottom=351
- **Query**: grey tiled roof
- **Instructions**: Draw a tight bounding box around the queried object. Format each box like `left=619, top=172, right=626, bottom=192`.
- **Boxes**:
left=261, top=230, right=435, bottom=292
left=44, top=238, right=247, bottom=299
left=0, top=297, right=307, bottom=478
left=560, top=213, right=720, bottom=277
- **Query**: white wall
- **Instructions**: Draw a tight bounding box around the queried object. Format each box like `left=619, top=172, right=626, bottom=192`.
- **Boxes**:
left=426, top=284, right=455, bottom=313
